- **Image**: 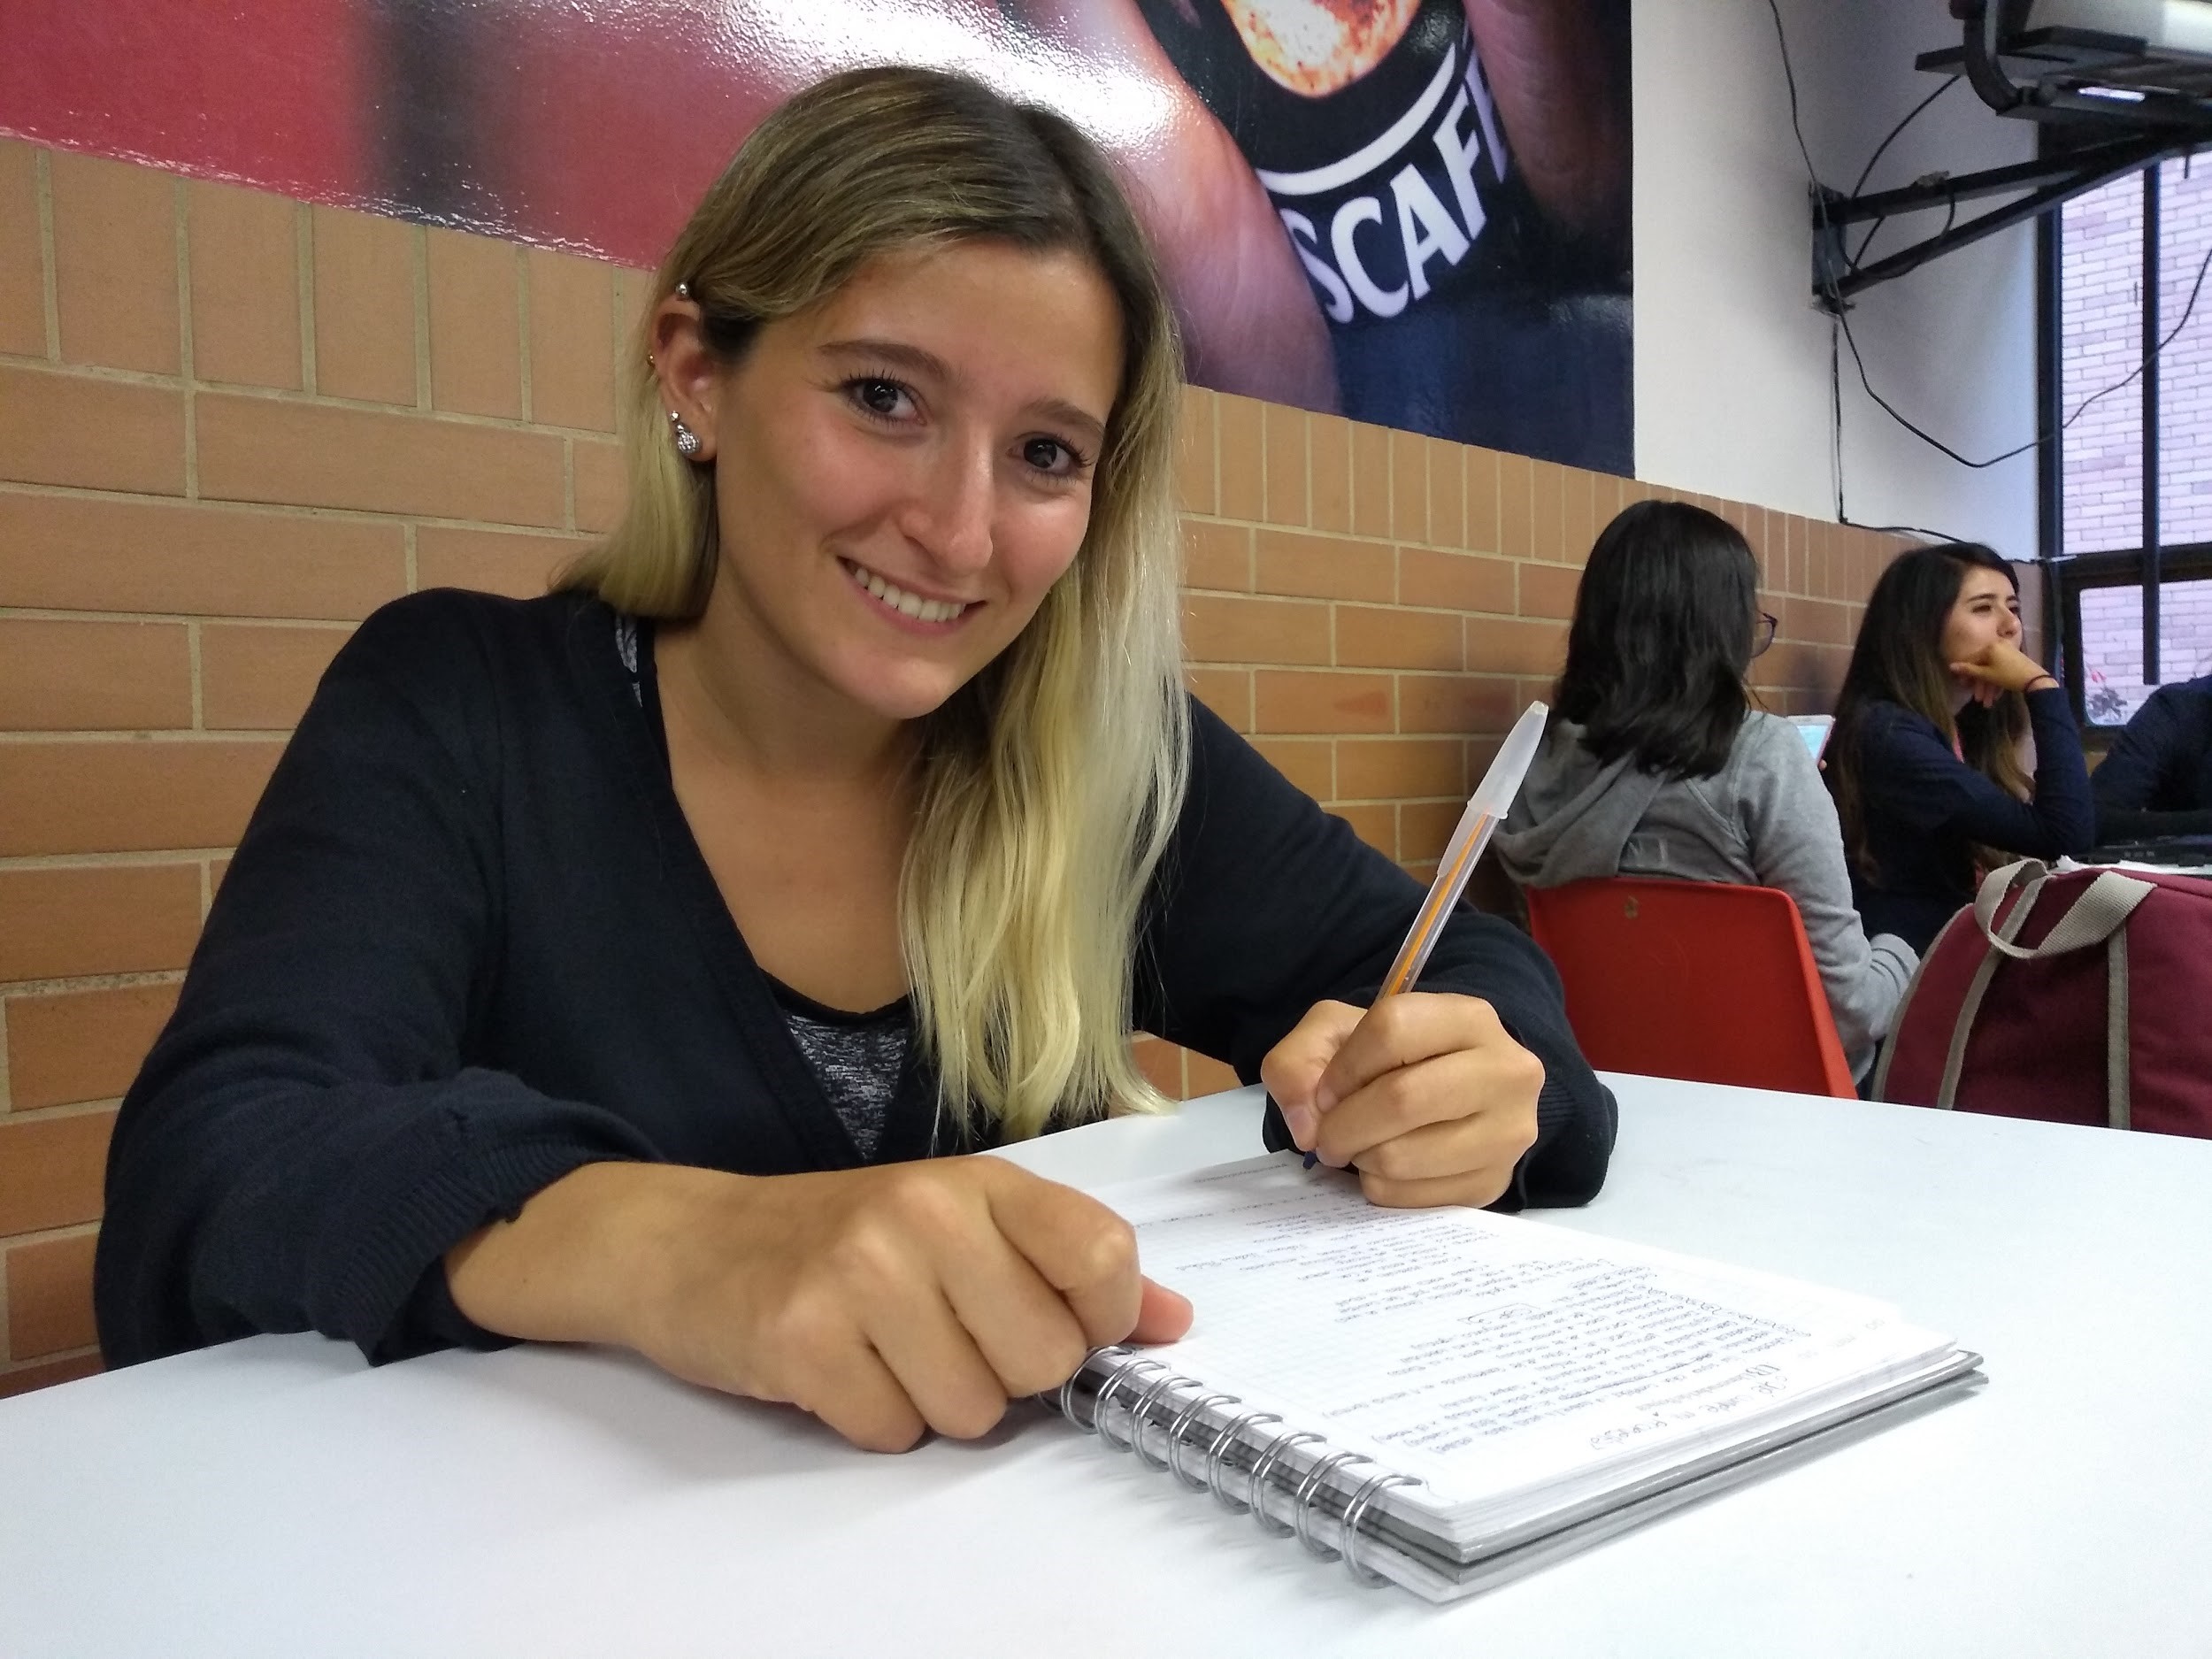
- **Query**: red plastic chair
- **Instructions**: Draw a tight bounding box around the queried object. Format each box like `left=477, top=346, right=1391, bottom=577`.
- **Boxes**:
left=1524, top=878, right=1857, bottom=1099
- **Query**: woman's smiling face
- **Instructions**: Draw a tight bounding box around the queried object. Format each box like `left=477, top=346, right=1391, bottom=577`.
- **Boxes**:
left=692, top=238, right=1125, bottom=726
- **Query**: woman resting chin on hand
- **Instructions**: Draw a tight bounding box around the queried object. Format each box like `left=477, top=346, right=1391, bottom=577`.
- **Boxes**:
left=94, top=68, right=1615, bottom=1453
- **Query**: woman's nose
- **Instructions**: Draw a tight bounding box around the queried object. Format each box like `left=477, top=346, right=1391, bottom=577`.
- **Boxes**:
left=907, top=443, right=994, bottom=574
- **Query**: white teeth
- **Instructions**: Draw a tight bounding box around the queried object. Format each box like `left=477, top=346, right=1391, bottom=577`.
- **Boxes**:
left=846, top=561, right=965, bottom=624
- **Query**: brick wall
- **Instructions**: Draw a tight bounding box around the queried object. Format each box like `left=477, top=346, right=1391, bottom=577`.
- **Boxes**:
left=0, top=137, right=1905, bottom=1397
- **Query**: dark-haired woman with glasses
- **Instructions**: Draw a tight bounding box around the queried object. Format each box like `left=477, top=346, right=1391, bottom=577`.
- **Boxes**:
left=1824, top=543, right=2094, bottom=955
left=1495, top=502, right=1915, bottom=1081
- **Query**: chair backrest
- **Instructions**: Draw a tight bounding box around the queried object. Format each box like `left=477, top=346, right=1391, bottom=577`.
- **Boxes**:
left=1524, top=877, right=1856, bottom=1099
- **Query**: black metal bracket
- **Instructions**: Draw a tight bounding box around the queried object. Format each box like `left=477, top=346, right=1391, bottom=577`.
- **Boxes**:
left=1813, top=134, right=2192, bottom=311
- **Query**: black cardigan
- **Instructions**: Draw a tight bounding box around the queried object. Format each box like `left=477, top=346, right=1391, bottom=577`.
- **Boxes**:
left=1843, top=687, right=2096, bottom=953
left=2092, top=673, right=2212, bottom=841
left=96, top=590, right=1615, bottom=1367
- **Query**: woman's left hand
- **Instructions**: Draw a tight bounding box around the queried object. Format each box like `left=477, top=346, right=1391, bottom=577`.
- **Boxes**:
left=1259, top=995, right=1544, bottom=1208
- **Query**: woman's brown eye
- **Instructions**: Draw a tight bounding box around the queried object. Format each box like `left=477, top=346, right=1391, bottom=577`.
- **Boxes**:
left=859, top=380, right=901, bottom=414
left=1025, top=438, right=1068, bottom=472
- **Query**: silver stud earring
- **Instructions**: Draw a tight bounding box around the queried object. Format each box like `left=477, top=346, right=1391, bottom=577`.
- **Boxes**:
left=668, top=409, right=702, bottom=458
left=675, top=281, right=692, bottom=301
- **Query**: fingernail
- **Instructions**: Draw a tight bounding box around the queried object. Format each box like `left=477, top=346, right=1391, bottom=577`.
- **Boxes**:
left=1284, top=1103, right=1317, bottom=1147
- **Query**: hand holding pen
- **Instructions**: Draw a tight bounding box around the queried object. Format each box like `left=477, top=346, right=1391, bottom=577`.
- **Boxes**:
left=1258, top=703, right=1552, bottom=1210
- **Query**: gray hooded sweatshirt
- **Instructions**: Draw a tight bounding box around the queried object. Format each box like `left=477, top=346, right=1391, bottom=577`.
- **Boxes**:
left=1492, top=712, right=1916, bottom=1080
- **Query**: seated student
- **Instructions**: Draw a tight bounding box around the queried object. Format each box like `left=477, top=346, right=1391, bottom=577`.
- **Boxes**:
left=1825, top=543, right=2095, bottom=956
left=2093, top=670, right=2212, bottom=842
left=92, top=67, right=1613, bottom=1453
left=1494, top=502, right=1914, bottom=1081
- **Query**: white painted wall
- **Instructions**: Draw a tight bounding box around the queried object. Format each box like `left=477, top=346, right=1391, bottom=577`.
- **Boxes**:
left=1633, top=0, right=2041, bottom=557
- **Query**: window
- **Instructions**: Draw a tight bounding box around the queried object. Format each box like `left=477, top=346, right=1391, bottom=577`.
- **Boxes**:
left=2052, top=157, right=2212, bottom=725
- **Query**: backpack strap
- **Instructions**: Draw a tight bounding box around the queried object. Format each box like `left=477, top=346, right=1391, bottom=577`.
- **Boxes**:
left=1934, top=861, right=2047, bottom=1109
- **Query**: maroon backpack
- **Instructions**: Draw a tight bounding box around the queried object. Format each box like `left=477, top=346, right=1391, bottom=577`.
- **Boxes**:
left=1875, top=858, right=2212, bottom=1138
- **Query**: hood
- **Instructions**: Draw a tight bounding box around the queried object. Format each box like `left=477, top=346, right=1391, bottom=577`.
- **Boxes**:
left=1491, top=718, right=1666, bottom=888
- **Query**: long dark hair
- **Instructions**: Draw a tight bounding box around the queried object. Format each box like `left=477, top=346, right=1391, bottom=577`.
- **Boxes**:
left=1554, top=500, right=1762, bottom=780
left=1827, top=542, right=2032, bottom=878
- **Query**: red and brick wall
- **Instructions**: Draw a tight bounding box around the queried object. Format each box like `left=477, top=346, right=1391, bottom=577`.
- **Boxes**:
left=0, top=138, right=1907, bottom=1395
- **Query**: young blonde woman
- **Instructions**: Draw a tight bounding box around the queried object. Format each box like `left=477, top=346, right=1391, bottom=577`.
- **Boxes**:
left=96, top=67, right=1613, bottom=1453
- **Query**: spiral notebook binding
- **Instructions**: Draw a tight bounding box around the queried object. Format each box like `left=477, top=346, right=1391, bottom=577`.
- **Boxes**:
left=1056, top=1346, right=1427, bottom=1589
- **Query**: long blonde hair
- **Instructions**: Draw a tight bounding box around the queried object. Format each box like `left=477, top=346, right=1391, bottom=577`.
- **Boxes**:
left=561, top=66, right=1190, bottom=1140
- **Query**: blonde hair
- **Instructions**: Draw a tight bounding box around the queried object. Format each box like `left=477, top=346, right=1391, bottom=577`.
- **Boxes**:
left=561, top=66, right=1190, bottom=1141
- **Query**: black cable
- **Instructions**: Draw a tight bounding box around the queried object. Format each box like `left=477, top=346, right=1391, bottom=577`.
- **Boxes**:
left=1764, top=0, right=2211, bottom=486
left=1848, top=75, right=1962, bottom=270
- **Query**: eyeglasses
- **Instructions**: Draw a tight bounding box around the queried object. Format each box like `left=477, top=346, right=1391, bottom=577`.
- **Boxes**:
left=1753, top=612, right=1779, bottom=658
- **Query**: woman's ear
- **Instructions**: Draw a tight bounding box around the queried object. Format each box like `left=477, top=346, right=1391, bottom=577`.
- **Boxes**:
left=649, top=295, right=720, bottom=462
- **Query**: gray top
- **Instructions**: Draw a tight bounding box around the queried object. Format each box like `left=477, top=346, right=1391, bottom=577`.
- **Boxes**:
left=772, top=989, right=910, bottom=1162
left=1493, top=712, right=1916, bottom=1080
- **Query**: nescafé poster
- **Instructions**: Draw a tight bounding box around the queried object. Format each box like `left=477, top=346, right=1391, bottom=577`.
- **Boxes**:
left=3, top=0, right=1632, bottom=472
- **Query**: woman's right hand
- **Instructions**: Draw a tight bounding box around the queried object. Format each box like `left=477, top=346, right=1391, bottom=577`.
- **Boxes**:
left=446, top=1158, right=1192, bottom=1452
left=1949, top=638, right=2055, bottom=704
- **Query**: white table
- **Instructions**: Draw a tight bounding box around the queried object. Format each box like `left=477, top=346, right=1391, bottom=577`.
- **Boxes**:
left=5, top=1075, right=2210, bottom=1658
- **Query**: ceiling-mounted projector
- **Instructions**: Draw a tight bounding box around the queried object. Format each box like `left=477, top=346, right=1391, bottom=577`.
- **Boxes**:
left=1924, top=0, right=2212, bottom=128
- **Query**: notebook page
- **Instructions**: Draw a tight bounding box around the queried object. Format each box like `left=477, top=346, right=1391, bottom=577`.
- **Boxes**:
left=1099, top=1156, right=1955, bottom=1525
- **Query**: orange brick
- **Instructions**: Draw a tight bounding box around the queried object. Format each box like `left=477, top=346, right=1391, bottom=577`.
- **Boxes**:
left=1309, top=413, right=1351, bottom=534
left=426, top=227, right=521, bottom=419
left=6, top=987, right=177, bottom=1113
left=1334, top=604, right=1461, bottom=672
left=613, top=266, right=655, bottom=365
left=1498, top=452, right=1532, bottom=557
left=1335, top=736, right=1464, bottom=800
left=186, top=179, right=300, bottom=389
left=526, top=249, right=616, bottom=432
left=1465, top=447, right=1502, bottom=554
left=50, top=151, right=177, bottom=375
left=1333, top=803, right=1394, bottom=857
left=415, top=525, right=578, bottom=599
left=0, top=739, right=282, bottom=856
left=1399, top=548, right=1514, bottom=614
left=1562, top=467, right=1596, bottom=564
left=196, top=394, right=565, bottom=526
left=1216, top=393, right=1263, bottom=521
left=1251, top=736, right=1331, bottom=799
left=1389, top=429, right=1428, bottom=544
left=1252, top=528, right=1391, bottom=602
left=1254, top=670, right=1392, bottom=733
left=0, top=616, right=193, bottom=729
left=572, top=436, right=626, bottom=533
left=0, top=365, right=186, bottom=495
left=1174, top=385, right=1216, bottom=516
left=0, top=491, right=404, bottom=619
left=6, top=1231, right=97, bottom=1359
left=1398, top=673, right=1520, bottom=734
left=0, top=141, right=45, bottom=357
left=1426, top=437, right=1465, bottom=549
left=199, top=623, right=349, bottom=729
left=1130, top=1033, right=1184, bottom=1099
left=1181, top=593, right=1329, bottom=665
left=0, top=864, right=204, bottom=983
left=1401, top=799, right=1469, bottom=864
left=1261, top=401, right=1307, bottom=526
left=1465, top=616, right=1567, bottom=678
left=1518, top=562, right=1582, bottom=621
left=1180, top=520, right=1251, bottom=592
left=1350, top=419, right=1390, bottom=539
left=0, top=1351, right=103, bottom=1398
left=311, top=204, right=419, bottom=405
left=0, top=1110, right=115, bottom=1229
left=1184, top=666, right=1250, bottom=731
left=1530, top=461, right=1566, bottom=561
left=1185, top=1051, right=1239, bottom=1097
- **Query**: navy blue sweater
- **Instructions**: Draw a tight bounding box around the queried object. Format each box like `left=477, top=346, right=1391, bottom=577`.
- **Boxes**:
left=2092, top=674, right=2212, bottom=841
left=1843, top=687, right=2096, bottom=953
left=96, top=590, right=1615, bottom=1368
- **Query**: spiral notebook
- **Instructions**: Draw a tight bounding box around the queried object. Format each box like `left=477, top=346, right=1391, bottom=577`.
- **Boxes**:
left=1054, top=1156, right=1980, bottom=1602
